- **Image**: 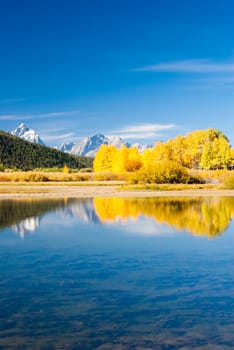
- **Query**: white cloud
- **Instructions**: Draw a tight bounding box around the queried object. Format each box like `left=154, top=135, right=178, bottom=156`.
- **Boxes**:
left=0, top=110, right=79, bottom=121
left=117, top=132, right=157, bottom=139
left=117, top=123, right=175, bottom=133
left=0, top=97, right=29, bottom=104
left=133, top=59, right=234, bottom=73
left=41, top=132, right=76, bottom=142
left=110, top=123, right=176, bottom=140
left=0, top=115, right=32, bottom=121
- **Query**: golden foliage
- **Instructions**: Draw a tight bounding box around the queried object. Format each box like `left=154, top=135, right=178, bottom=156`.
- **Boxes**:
left=93, top=128, right=232, bottom=180
left=63, top=164, right=70, bottom=174
left=93, top=145, right=117, bottom=172
left=94, top=145, right=142, bottom=174
left=131, top=161, right=193, bottom=184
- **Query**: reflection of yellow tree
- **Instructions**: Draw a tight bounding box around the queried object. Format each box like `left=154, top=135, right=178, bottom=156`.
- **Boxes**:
left=94, top=197, right=234, bottom=238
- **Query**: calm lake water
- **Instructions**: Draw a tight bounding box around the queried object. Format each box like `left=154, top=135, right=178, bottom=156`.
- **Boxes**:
left=0, top=197, right=234, bottom=350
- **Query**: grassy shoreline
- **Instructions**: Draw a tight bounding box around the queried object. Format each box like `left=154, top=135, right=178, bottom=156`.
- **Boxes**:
left=1, top=182, right=234, bottom=198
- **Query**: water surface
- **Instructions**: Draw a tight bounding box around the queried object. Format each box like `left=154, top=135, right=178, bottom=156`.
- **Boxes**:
left=0, top=197, right=234, bottom=349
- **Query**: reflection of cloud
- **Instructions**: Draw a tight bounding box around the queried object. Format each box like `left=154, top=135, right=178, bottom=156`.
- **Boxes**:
left=12, top=217, right=39, bottom=239
left=113, top=217, right=174, bottom=236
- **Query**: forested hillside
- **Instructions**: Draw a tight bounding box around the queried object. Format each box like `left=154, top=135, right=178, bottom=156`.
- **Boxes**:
left=0, top=130, right=93, bottom=170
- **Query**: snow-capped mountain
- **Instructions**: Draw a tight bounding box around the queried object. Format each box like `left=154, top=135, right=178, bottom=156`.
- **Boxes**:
left=11, top=123, right=45, bottom=145
left=59, top=133, right=131, bottom=157
left=58, top=142, right=75, bottom=153
left=10, top=123, right=149, bottom=156
left=132, top=143, right=150, bottom=153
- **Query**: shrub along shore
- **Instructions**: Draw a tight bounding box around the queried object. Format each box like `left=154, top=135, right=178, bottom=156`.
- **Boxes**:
left=0, top=168, right=234, bottom=189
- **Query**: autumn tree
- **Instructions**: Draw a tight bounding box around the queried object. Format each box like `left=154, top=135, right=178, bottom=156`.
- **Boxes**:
left=111, top=145, right=142, bottom=173
left=200, top=132, right=231, bottom=169
left=125, top=147, right=142, bottom=172
left=93, top=144, right=117, bottom=172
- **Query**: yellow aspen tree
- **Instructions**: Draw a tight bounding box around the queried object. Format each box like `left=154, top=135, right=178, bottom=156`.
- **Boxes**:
left=214, top=136, right=231, bottom=169
left=112, top=145, right=129, bottom=174
left=63, top=164, right=69, bottom=174
left=125, top=147, right=142, bottom=172
left=151, top=141, right=168, bottom=162
left=142, top=148, right=153, bottom=166
left=94, top=144, right=117, bottom=172
left=170, top=135, right=187, bottom=166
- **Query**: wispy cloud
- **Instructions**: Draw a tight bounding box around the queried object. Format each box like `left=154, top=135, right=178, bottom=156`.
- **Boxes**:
left=201, top=75, right=234, bottom=85
left=0, top=110, right=79, bottom=121
left=133, top=59, right=234, bottom=73
left=111, top=123, right=176, bottom=140
left=41, top=132, right=76, bottom=142
left=0, top=97, right=29, bottom=104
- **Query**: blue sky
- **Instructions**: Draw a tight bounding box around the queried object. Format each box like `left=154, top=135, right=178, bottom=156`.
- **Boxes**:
left=0, top=0, right=234, bottom=146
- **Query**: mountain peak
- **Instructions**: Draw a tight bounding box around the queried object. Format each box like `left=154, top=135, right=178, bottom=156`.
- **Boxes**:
left=59, top=133, right=132, bottom=157
left=18, top=122, right=27, bottom=128
left=11, top=123, right=45, bottom=145
left=10, top=123, right=149, bottom=157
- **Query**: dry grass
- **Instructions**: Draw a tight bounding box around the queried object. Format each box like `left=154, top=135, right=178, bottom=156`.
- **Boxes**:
left=0, top=171, right=93, bottom=182
left=121, top=183, right=222, bottom=191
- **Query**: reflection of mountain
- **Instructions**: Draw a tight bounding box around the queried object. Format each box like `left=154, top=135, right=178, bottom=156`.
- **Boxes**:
left=12, top=217, right=40, bottom=239
left=1, top=197, right=234, bottom=238
left=0, top=199, right=65, bottom=237
left=94, top=197, right=234, bottom=238
left=0, top=198, right=100, bottom=238
left=61, top=199, right=100, bottom=224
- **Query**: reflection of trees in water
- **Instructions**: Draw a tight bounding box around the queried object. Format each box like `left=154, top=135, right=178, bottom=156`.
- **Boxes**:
left=0, top=198, right=66, bottom=237
left=0, top=198, right=99, bottom=238
left=94, top=197, right=234, bottom=237
left=1, top=197, right=234, bottom=238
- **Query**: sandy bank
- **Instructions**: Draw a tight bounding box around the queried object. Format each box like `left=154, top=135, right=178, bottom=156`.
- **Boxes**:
left=1, top=184, right=234, bottom=198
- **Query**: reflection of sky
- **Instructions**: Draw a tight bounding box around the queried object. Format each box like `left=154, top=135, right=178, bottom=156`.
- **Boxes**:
left=108, top=216, right=174, bottom=236
left=1, top=201, right=234, bottom=349
left=10, top=204, right=174, bottom=239
left=2, top=197, right=234, bottom=240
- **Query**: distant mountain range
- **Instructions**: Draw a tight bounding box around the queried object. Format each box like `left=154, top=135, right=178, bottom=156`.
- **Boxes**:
left=10, top=123, right=149, bottom=156
left=58, top=134, right=131, bottom=157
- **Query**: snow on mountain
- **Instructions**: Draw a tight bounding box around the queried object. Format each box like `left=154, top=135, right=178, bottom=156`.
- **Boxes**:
left=58, top=142, right=75, bottom=153
left=59, top=133, right=131, bottom=157
left=10, top=123, right=149, bottom=156
left=11, top=123, right=45, bottom=145
left=106, top=135, right=131, bottom=149
left=71, top=134, right=106, bottom=157
left=132, top=143, right=152, bottom=153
